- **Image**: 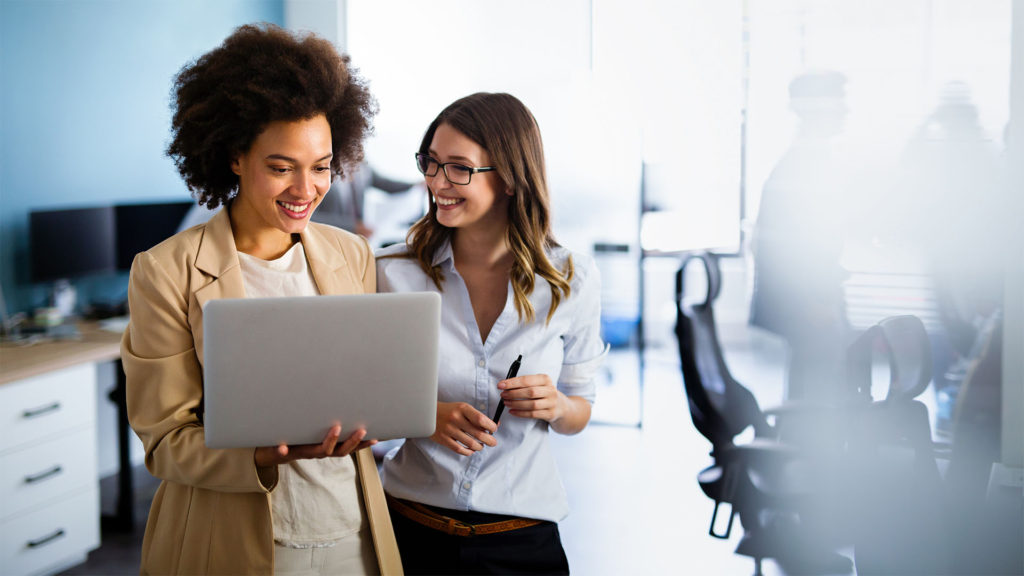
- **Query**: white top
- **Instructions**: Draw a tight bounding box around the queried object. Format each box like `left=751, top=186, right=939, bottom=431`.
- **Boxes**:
left=375, top=240, right=607, bottom=522
left=237, top=242, right=365, bottom=548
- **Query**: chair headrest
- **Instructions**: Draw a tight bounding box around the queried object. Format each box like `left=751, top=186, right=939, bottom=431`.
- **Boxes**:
left=675, top=252, right=722, bottom=308
left=846, top=315, right=932, bottom=402
left=878, top=315, right=932, bottom=401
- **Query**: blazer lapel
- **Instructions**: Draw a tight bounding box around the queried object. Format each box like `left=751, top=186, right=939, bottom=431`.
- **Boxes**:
left=191, top=208, right=246, bottom=366
left=300, top=224, right=351, bottom=296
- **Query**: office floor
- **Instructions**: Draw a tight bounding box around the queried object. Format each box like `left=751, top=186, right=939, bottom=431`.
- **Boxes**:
left=59, top=329, right=835, bottom=576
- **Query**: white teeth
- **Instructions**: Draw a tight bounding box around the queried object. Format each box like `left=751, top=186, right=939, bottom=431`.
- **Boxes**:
left=278, top=201, right=310, bottom=213
left=435, top=196, right=463, bottom=206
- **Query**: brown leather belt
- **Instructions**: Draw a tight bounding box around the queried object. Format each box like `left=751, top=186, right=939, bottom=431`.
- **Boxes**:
left=386, top=495, right=542, bottom=537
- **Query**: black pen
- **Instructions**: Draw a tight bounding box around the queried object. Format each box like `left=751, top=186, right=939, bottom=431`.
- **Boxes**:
left=492, top=354, right=522, bottom=424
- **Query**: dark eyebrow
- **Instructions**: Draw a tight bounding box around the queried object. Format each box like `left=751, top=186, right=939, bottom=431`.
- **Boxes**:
left=265, top=153, right=333, bottom=163
left=426, top=149, right=476, bottom=165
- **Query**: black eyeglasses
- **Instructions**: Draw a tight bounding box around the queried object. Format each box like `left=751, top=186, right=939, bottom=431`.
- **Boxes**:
left=414, top=153, right=495, bottom=185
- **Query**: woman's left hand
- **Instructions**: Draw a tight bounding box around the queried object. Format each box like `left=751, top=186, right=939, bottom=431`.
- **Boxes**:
left=498, top=374, right=592, bottom=435
left=498, top=374, right=567, bottom=424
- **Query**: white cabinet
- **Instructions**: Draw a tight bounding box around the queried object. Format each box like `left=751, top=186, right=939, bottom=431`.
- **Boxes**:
left=0, top=364, right=100, bottom=576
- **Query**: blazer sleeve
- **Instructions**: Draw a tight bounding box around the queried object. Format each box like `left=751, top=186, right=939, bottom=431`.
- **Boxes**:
left=357, top=233, right=376, bottom=294
left=121, top=251, right=275, bottom=493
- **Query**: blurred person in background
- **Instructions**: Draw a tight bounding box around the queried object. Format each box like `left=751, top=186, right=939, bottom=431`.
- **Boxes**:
left=750, top=70, right=853, bottom=402
left=313, top=160, right=415, bottom=239
left=898, top=81, right=1004, bottom=366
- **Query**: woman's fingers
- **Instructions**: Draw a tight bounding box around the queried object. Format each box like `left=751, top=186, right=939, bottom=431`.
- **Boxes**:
left=499, top=373, right=564, bottom=422
left=254, top=445, right=284, bottom=467
left=321, top=424, right=342, bottom=454
left=454, top=427, right=487, bottom=451
left=354, top=439, right=378, bottom=452
left=333, top=428, right=368, bottom=456
left=432, top=402, right=499, bottom=454
left=445, top=438, right=475, bottom=457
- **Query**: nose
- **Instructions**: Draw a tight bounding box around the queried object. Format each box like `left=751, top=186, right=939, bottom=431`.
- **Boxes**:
left=293, top=171, right=319, bottom=200
left=428, top=169, right=451, bottom=191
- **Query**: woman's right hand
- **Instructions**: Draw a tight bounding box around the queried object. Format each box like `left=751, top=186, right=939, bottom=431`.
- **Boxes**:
left=254, top=424, right=377, bottom=467
left=431, top=402, right=498, bottom=456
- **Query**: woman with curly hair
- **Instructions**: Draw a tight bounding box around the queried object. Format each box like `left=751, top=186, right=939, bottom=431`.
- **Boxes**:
left=121, top=23, right=401, bottom=575
left=376, top=92, right=607, bottom=574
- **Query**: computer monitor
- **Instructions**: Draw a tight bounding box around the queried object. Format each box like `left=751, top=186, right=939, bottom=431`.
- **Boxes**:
left=29, top=206, right=117, bottom=283
left=114, top=201, right=195, bottom=270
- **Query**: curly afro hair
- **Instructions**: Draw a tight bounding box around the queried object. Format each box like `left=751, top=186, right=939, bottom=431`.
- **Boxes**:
left=167, top=23, right=376, bottom=208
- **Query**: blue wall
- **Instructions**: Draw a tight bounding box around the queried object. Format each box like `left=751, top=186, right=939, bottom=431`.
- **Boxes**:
left=0, top=0, right=283, bottom=315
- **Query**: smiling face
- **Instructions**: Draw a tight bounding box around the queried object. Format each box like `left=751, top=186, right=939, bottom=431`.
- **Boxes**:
left=427, top=123, right=509, bottom=233
left=230, top=114, right=333, bottom=258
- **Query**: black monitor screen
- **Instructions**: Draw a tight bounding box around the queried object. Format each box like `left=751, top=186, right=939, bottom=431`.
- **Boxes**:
left=30, top=206, right=117, bottom=283
left=115, top=201, right=195, bottom=270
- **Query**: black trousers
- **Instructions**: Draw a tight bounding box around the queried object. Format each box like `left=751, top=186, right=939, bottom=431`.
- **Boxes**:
left=389, top=505, right=570, bottom=575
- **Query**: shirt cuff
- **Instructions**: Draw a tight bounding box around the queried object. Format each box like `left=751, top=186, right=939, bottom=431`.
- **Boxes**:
left=558, top=343, right=610, bottom=403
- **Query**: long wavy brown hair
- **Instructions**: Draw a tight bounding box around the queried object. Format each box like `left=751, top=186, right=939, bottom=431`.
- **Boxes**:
left=400, top=92, right=572, bottom=324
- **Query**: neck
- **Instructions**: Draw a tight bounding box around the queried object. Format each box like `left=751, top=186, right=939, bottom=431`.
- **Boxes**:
left=452, top=226, right=512, bottom=270
left=229, top=207, right=296, bottom=260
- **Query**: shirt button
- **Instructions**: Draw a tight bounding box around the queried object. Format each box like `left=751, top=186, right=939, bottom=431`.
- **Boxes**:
left=463, top=481, right=472, bottom=490
left=478, top=360, right=485, bottom=367
left=478, top=403, right=486, bottom=411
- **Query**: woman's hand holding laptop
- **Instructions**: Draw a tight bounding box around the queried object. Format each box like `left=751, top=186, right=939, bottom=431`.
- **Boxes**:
left=254, top=424, right=378, bottom=467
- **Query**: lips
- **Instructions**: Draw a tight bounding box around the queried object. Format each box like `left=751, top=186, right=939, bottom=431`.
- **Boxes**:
left=434, top=195, right=464, bottom=207
left=277, top=200, right=312, bottom=218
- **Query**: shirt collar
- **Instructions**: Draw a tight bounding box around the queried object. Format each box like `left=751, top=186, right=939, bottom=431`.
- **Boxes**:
left=430, top=237, right=455, bottom=270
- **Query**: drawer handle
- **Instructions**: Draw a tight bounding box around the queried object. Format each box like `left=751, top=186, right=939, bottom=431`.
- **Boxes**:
left=22, top=401, right=61, bottom=419
left=24, top=465, right=63, bottom=484
left=26, top=529, right=66, bottom=548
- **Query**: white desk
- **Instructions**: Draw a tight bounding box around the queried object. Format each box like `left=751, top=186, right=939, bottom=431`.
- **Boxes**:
left=0, top=324, right=121, bottom=576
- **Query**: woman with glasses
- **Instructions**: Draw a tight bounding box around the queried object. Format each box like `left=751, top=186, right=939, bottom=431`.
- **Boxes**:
left=376, top=92, right=607, bottom=574
left=121, top=24, right=401, bottom=575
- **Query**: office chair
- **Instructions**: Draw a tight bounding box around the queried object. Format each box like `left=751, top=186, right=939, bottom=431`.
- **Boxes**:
left=675, top=252, right=852, bottom=576
left=844, top=314, right=947, bottom=575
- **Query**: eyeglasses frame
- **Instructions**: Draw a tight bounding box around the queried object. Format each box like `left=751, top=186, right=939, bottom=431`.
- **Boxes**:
left=414, top=153, right=496, bottom=185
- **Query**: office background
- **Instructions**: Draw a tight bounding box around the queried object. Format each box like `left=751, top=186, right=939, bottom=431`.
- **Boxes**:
left=1, top=1, right=1021, bottom=574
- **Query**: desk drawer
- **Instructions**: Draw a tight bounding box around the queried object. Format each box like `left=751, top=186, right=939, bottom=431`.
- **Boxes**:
left=0, top=487, right=99, bottom=576
left=0, top=425, right=97, bottom=520
left=0, top=364, right=96, bottom=453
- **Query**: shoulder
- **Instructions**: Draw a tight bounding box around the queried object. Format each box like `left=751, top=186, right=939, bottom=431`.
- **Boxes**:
left=547, top=245, right=598, bottom=289
left=374, top=243, right=420, bottom=270
left=141, top=223, right=205, bottom=276
left=127, top=224, right=208, bottom=306
left=374, top=243, right=429, bottom=290
left=374, top=242, right=412, bottom=259
left=374, top=242, right=419, bottom=274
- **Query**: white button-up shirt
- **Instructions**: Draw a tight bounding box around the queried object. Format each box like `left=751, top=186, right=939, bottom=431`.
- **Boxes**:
left=376, top=240, right=607, bottom=522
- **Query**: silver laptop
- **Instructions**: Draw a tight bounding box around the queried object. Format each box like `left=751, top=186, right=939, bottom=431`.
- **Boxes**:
left=202, top=292, right=440, bottom=449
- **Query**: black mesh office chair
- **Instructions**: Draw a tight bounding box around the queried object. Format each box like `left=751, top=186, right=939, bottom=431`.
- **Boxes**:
left=675, top=252, right=852, bottom=576
left=844, top=314, right=947, bottom=575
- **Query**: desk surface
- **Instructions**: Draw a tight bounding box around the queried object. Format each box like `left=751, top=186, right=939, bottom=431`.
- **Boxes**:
left=0, top=322, right=122, bottom=386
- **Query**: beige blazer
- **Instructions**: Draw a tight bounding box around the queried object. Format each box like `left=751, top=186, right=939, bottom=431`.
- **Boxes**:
left=121, top=208, right=403, bottom=575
